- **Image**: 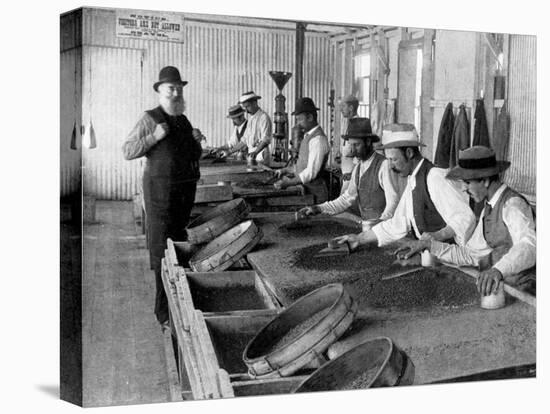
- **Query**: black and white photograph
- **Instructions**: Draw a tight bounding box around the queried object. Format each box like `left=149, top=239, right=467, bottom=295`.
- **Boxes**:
left=5, top=1, right=547, bottom=413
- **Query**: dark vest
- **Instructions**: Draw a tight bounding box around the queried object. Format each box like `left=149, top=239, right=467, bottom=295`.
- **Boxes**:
left=144, top=106, right=201, bottom=181
left=296, top=126, right=329, bottom=203
left=412, top=160, right=447, bottom=235
left=482, top=186, right=536, bottom=290
left=483, top=187, right=534, bottom=266
left=355, top=152, right=386, bottom=220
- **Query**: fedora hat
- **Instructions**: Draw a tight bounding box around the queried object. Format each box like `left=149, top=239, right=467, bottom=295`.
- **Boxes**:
left=292, top=97, right=319, bottom=115
left=226, top=104, right=245, bottom=118
left=378, top=123, right=426, bottom=149
left=153, top=66, right=188, bottom=92
left=446, top=146, right=511, bottom=181
left=342, top=118, right=379, bottom=142
left=239, top=91, right=262, bottom=104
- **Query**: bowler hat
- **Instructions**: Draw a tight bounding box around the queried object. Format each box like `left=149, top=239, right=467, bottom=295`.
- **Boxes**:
left=378, top=123, right=426, bottom=149
left=239, top=91, right=262, bottom=104
left=153, top=66, right=188, bottom=91
left=226, top=104, right=245, bottom=118
left=446, top=146, right=511, bottom=181
left=292, top=97, right=319, bottom=115
left=342, top=118, right=379, bottom=142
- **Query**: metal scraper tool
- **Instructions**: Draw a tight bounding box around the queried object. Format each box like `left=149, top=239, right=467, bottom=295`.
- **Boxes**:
left=314, top=241, right=350, bottom=258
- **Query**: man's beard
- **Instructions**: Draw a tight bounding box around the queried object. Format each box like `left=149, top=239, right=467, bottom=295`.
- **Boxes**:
left=161, top=96, right=185, bottom=115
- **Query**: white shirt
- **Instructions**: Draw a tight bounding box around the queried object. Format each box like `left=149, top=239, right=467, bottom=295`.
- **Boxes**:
left=318, top=154, right=403, bottom=221
left=372, top=159, right=475, bottom=246
left=297, top=125, right=330, bottom=184
left=227, top=122, right=248, bottom=148
left=430, top=184, right=536, bottom=277
left=243, top=108, right=272, bottom=163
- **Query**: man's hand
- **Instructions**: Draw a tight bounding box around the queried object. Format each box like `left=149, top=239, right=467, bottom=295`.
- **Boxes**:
left=298, top=205, right=321, bottom=218
left=274, top=168, right=288, bottom=179
left=192, top=128, right=206, bottom=143
left=477, top=268, right=504, bottom=296
left=274, top=176, right=293, bottom=190
left=153, top=123, right=169, bottom=142
left=394, top=239, right=430, bottom=260
left=419, top=232, right=436, bottom=241
left=330, top=234, right=361, bottom=251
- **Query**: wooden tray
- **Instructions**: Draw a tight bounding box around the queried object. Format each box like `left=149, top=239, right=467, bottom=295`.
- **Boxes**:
left=186, top=198, right=250, bottom=245
left=189, top=220, right=263, bottom=272
left=244, top=283, right=357, bottom=378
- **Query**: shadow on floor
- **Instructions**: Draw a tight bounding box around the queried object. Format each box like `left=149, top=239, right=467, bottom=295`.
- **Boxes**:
left=35, top=384, right=59, bottom=399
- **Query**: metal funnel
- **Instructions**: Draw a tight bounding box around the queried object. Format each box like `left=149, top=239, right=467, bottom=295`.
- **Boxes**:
left=269, top=71, right=292, bottom=92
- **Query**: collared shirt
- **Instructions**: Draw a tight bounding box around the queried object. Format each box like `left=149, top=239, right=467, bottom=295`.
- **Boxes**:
left=318, top=153, right=401, bottom=221
left=430, top=184, right=536, bottom=277
left=228, top=122, right=248, bottom=148
left=243, top=108, right=272, bottom=163
left=297, top=125, right=330, bottom=184
left=372, top=159, right=475, bottom=246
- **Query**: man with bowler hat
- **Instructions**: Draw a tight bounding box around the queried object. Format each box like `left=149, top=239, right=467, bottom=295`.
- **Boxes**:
left=297, top=118, right=404, bottom=231
left=123, top=66, right=204, bottom=327
left=274, top=97, right=330, bottom=203
left=394, top=146, right=536, bottom=296
left=331, top=123, right=475, bottom=250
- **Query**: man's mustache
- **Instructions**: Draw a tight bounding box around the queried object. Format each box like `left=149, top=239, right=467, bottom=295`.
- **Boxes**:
left=391, top=167, right=400, bottom=173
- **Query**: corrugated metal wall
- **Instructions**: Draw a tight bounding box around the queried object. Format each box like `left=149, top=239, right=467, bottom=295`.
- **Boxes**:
left=504, top=34, right=536, bottom=201
left=61, top=8, right=333, bottom=200
left=60, top=48, right=82, bottom=197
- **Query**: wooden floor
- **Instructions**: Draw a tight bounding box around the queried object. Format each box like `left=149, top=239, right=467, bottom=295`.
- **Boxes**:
left=81, top=201, right=175, bottom=407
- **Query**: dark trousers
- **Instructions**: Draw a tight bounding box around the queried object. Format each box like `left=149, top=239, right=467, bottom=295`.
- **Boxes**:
left=143, top=174, right=197, bottom=323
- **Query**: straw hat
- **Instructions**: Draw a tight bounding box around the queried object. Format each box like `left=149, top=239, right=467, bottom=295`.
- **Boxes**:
left=446, top=146, right=511, bottom=181
left=226, top=104, right=245, bottom=118
left=378, top=123, right=426, bottom=149
left=239, top=91, right=262, bottom=104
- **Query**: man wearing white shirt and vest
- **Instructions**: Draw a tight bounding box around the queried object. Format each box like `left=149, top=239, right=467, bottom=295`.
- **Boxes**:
left=238, top=91, right=272, bottom=165
left=274, top=97, right=330, bottom=203
left=331, top=123, right=475, bottom=250
left=297, top=118, right=405, bottom=230
left=395, top=146, right=536, bottom=296
left=215, top=104, right=249, bottom=159
left=339, top=95, right=361, bottom=193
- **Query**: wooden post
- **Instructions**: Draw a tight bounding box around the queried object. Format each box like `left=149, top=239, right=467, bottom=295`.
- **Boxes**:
left=421, top=29, right=435, bottom=160
left=295, top=22, right=306, bottom=100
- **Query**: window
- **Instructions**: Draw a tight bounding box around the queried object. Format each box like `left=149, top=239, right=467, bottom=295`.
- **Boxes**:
left=413, top=48, right=423, bottom=133
left=354, top=54, right=370, bottom=117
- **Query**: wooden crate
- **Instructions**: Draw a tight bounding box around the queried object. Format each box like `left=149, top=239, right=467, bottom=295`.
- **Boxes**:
left=185, top=271, right=280, bottom=314
left=204, top=313, right=310, bottom=397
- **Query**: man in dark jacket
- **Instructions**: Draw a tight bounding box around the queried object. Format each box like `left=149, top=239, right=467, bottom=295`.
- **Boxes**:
left=123, top=66, right=204, bottom=326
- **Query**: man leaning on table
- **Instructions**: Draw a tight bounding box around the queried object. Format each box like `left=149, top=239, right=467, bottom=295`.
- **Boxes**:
left=394, top=146, right=536, bottom=296
left=331, top=123, right=475, bottom=252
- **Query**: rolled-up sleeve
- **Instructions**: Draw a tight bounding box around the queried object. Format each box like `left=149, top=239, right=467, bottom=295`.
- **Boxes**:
left=493, top=197, right=537, bottom=277
left=318, top=164, right=358, bottom=214
left=298, top=136, right=329, bottom=184
left=122, top=113, right=157, bottom=160
left=372, top=192, right=411, bottom=246
left=427, top=168, right=476, bottom=246
left=259, top=113, right=272, bottom=144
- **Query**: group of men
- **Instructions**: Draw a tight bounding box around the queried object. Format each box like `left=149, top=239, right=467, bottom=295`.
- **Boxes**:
left=123, top=65, right=536, bottom=328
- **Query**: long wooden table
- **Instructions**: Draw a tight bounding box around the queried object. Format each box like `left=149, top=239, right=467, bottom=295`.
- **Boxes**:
left=246, top=213, right=536, bottom=384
